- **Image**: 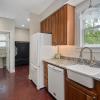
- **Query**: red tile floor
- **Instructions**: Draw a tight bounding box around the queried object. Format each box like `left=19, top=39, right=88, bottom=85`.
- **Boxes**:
left=0, top=65, right=55, bottom=100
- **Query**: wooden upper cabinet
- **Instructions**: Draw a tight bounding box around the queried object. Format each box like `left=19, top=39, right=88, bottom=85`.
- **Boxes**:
left=45, top=18, right=49, bottom=33
left=48, top=16, right=52, bottom=33
left=51, top=14, right=58, bottom=45
left=58, top=6, right=67, bottom=45
left=40, top=4, right=75, bottom=45
left=66, top=4, right=75, bottom=45
left=41, top=20, right=45, bottom=32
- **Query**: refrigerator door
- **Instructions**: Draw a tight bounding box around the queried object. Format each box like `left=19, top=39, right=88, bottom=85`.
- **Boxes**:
left=30, top=34, right=40, bottom=66
left=38, top=33, right=57, bottom=64
left=30, top=33, right=54, bottom=66
left=30, top=63, right=39, bottom=87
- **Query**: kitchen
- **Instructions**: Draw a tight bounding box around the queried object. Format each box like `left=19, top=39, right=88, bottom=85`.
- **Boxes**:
left=0, top=0, right=100, bottom=100
left=29, top=0, right=100, bottom=100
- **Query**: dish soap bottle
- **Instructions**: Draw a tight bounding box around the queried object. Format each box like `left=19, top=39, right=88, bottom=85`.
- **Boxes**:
left=55, top=46, right=61, bottom=59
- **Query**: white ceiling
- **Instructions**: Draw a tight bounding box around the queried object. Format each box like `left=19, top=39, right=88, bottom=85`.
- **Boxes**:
left=0, top=0, right=56, bottom=28
left=0, top=0, right=86, bottom=29
left=67, top=0, right=86, bottom=6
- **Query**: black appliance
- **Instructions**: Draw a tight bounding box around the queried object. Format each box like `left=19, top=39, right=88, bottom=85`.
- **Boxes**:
left=15, top=41, right=29, bottom=66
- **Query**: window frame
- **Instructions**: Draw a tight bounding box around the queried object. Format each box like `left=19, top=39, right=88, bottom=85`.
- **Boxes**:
left=80, top=14, right=100, bottom=48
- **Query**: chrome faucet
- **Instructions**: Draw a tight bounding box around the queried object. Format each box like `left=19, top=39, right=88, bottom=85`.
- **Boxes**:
left=79, top=47, right=95, bottom=66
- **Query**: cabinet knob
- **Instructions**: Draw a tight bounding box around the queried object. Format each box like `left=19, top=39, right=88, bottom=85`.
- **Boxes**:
left=93, top=96, right=96, bottom=100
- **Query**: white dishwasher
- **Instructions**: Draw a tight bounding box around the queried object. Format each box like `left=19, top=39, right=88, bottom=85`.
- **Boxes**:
left=48, top=64, right=64, bottom=100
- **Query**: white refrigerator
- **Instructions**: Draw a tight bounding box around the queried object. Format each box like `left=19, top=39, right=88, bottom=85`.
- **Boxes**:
left=29, top=33, right=57, bottom=89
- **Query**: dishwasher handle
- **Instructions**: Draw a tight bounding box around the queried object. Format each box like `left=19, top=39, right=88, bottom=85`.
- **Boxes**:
left=53, top=67, right=63, bottom=72
left=48, top=64, right=63, bottom=72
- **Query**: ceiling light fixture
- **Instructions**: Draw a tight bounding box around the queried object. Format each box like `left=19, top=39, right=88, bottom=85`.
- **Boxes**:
left=21, top=25, right=25, bottom=27
left=27, top=18, right=30, bottom=22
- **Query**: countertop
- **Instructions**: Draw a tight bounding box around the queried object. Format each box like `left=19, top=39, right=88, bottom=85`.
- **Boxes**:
left=44, top=58, right=77, bottom=69
left=43, top=58, right=100, bottom=81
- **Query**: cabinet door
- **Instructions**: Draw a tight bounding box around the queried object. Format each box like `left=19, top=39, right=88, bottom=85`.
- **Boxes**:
left=44, top=62, right=48, bottom=88
left=68, top=84, right=86, bottom=100
left=48, top=16, right=52, bottom=33
left=51, top=14, right=57, bottom=45
left=45, top=19, right=49, bottom=33
left=55, top=11, right=59, bottom=44
left=63, top=5, right=67, bottom=44
left=58, top=7, right=65, bottom=45
left=40, top=22, right=43, bottom=32
left=67, top=5, right=75, bottom=45
left=67, top=84, right=95, bottom=100
left=41, top=20, right=46, bottom=32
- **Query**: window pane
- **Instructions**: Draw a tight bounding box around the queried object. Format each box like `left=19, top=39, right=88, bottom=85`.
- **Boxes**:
left=81, top=7, right=100, bottom=47
left=0, top=34, right=6, bottom=41
left=0, top=42, right=6, bottom=47
left=84, top=28, right=100, bottom=44
left=83, top=15, right=100, bottom=44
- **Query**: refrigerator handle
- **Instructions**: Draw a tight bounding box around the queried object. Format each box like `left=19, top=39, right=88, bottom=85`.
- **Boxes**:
left=15, top=47, right=18, bottom=56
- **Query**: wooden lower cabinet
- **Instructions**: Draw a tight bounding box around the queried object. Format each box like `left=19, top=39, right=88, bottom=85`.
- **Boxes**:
left=66, top=79, right=97, bottom=100
left=67, top=84, right=96, bottom=100
left=44, top=62, right=48, bottom=88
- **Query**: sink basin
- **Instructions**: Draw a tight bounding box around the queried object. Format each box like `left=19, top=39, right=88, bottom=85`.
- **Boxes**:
left=66, top=64, right=100, bottom=88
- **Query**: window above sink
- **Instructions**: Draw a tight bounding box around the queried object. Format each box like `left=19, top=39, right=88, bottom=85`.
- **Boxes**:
left=80, top=0, right=100, bottom=47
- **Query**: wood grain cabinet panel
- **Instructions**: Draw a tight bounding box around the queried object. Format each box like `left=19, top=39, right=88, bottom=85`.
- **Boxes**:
left=51, top=14, right=58, bottom=45
left=41, top=20, right=47, bottom=33
left=66, top=5, right=75, bottom=45
left=66, top=79, right=97, bottom=100
left=58, top=7, right=66, bottom=45
left=44, top=62, right=48, bottom=88
left=45, top=19, right=49, bottom=33
left=68, top=84, right=97, bottom=100
left=48, top=16, right=52, bottom=33
left=68, top=84, right=87, bottom=100
left=41, top=4, right=75, bottom=45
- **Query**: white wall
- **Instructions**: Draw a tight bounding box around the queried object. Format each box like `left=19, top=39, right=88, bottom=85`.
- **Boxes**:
left=15, top=28, right=29, bottom=42
left=29, top=13, right=40, bottom=36
left=0, top=17, right=15, bottom=72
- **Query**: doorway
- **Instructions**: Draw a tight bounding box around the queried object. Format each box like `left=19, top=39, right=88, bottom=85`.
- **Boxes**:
left=15, top=41, right=29, bottom=69
left=0, top=32, right=10, bottom=70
